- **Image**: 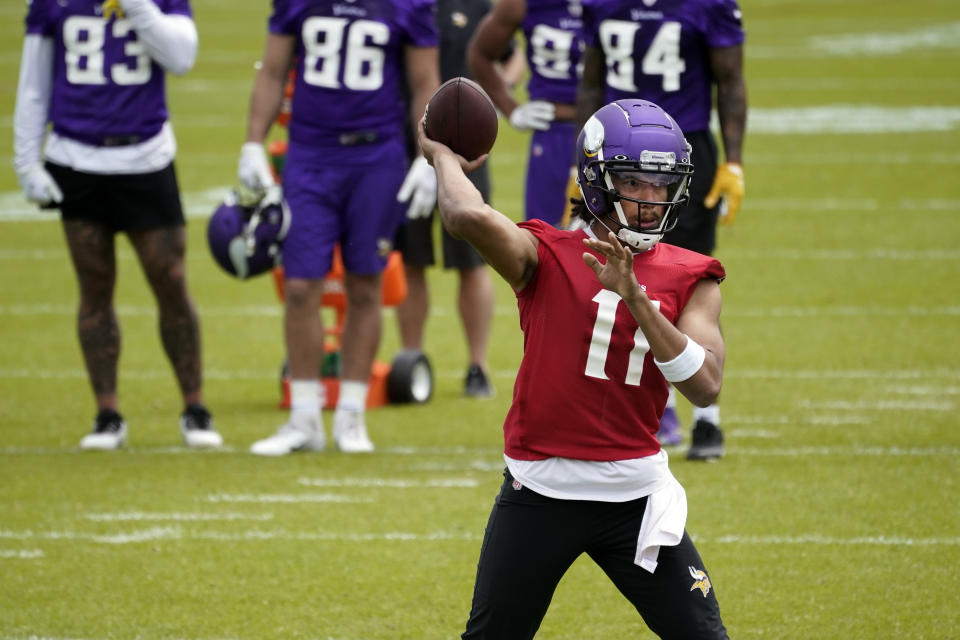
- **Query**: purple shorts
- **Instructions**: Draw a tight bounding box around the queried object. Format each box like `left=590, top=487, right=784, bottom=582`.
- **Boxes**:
left=281, top=138, right=407, bottom=278
left=524, top=122, right=577, bottom=225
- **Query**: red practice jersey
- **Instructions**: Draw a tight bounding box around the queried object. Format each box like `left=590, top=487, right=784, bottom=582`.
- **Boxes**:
left=503, top=219, right=726, bottom=461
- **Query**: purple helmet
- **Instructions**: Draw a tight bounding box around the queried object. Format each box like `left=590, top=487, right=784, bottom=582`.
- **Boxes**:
left=576, top=99, right=694, bottom=251
left=207, top=187, right=291, bottom=279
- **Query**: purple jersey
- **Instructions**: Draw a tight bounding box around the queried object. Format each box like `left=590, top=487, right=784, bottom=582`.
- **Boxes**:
left=270, top=0, right=438, bottom=162
left=582, top=0, right=744, bottom=132
left=24, top=0, right=190, bottom=146
left=522, top=0, right=583, bottom=105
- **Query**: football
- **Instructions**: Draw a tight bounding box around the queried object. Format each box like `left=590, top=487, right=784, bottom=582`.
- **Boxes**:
left=423, top=77, right=498, bottom=161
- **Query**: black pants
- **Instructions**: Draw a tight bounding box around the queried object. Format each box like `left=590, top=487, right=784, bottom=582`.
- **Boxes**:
left=462, top=471, right=727, bottom=640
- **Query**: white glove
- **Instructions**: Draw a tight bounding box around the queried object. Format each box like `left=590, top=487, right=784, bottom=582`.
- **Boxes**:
left=17, top=165, right=63, bottom=207
left=508, top=101, right=555, bottom=132
left=397, top=155, right=437, bottom=219
left=238, top=142, right=275, bottom=195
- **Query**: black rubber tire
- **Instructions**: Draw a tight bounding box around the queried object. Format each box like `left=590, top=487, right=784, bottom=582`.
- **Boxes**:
left=386, top=349, right=433, bottom=403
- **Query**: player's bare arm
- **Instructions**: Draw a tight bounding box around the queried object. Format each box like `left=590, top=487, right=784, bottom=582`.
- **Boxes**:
left=467, top=0, right=525, bottom=116
left=672, top=279, right=724, bottom=406
left=418, top=123, right=539, bottom=291
left=583, top=232, right=724, bottom=407
left=709, top=44, right=746, bottom=165
left=404, top=45, right=441, bottom=139
left=245, top=34, right=295, bottom=143
left=575, top=45, right=606, bottom=130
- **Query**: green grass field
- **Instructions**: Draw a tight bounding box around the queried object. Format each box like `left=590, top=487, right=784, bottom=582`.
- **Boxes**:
left=2, top=0, right=959, bottom=638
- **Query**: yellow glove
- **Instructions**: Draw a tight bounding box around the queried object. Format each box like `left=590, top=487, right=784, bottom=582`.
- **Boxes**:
left=704, top=162, right=744, bottom=226
left=101, top=0, right=125, bottom=19
left=559, top=166, right=581, bottom=229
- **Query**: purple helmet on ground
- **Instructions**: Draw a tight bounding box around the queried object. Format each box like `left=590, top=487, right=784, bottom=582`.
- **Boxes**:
left=576, top=99, right=694, bottom=251
left=207, top=187, right=291, bottom=279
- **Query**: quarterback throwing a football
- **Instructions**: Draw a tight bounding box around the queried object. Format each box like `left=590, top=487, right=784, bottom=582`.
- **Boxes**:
left=421, top=99, right=729, bottom=639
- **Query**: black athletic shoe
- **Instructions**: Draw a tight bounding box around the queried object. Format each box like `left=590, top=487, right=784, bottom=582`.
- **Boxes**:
left=80, top=409, right=128, bottom=450
left=686, top=419, right=724, bottom=461
left=464, top=365, right=493, bottom=398
left=179, top=405, right=223, bottom=449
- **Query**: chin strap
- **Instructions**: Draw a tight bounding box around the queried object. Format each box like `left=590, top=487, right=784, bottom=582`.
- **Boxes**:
left=591, top=212, right=658, bottom=253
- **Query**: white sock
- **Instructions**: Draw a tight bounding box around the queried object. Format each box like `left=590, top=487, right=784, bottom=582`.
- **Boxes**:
left=665, top=386, right=677, bottom=410
left=290, top=379, right=322, bottom=426
left=337, top=380, right=368, bottom=414
left=692, top=404, right=719, bottom=425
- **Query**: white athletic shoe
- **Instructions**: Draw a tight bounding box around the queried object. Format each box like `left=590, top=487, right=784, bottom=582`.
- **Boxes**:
left=333, top=410, right=374, bottom=453
left=80, top=410, right=128, bottom=450
left=250, top=419, right=325, bottom=456
left=179, top=405, right=223, bottom=449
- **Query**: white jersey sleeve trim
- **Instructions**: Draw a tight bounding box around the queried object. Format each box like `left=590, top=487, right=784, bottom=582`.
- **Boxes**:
left=13, top=35, right=54, bottom=178
left=123, top=0, right=197, bottom=75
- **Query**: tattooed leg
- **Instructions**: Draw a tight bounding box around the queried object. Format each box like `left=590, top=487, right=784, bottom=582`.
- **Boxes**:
left=128, top=225, right=203, bottom=405
left=63, top=219, right=120, bottom=410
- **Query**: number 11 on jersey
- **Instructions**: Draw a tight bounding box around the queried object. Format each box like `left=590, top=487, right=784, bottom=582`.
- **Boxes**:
left=585, top=289, right=659, bottom=386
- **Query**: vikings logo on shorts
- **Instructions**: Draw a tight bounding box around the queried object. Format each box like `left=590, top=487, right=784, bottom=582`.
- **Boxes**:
left=688, top=566, right=711, bottom=597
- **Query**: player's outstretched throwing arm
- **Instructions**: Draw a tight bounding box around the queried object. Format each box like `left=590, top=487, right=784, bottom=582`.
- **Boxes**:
left=583, top=232, right=725, bottom=408
left=417, top=121, right=539, bottom=293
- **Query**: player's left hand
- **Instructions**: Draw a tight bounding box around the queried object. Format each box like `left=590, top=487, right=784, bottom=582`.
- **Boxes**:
left=397, top=155, right=437, bottom=219
left=582, top=231, right=642, bottom=304
left=704, top=162, right=744, bottom=225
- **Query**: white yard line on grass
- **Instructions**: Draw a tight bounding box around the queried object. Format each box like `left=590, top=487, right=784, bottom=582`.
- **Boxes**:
left=727, top=248, right=960, bottom=260
left=704, top=535, right=960, bottom=546
left=737, top=198, right=960, bottom=213
left=205, top=493, right=371, bottom=504
left=729, top=415, right=870, bottom=426
left=0, top=527, right=478, bottom=544
left=297, top=477, right=480, bottom=488
left=883, top=385, right=960, bottom=396
left=798, top=399, right=953, bottom=411
left=810, top=22, right=960, bottom=56
left=0, top=549, right=44, bottom=559
left=84, top=511, right=274, bottom=522
left=747, top=106, right=960, bottom=134
left=733, top=446, right=959, bottom=457
left=3, top=527, right=958, bottom=546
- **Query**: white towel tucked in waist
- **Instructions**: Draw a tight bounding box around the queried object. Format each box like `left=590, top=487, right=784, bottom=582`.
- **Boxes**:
left=635, top=472, right=687, bottom=573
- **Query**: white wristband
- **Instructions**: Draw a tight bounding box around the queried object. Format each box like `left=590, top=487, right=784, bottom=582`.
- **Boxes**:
left=654, top=335, right=706, bottom=382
